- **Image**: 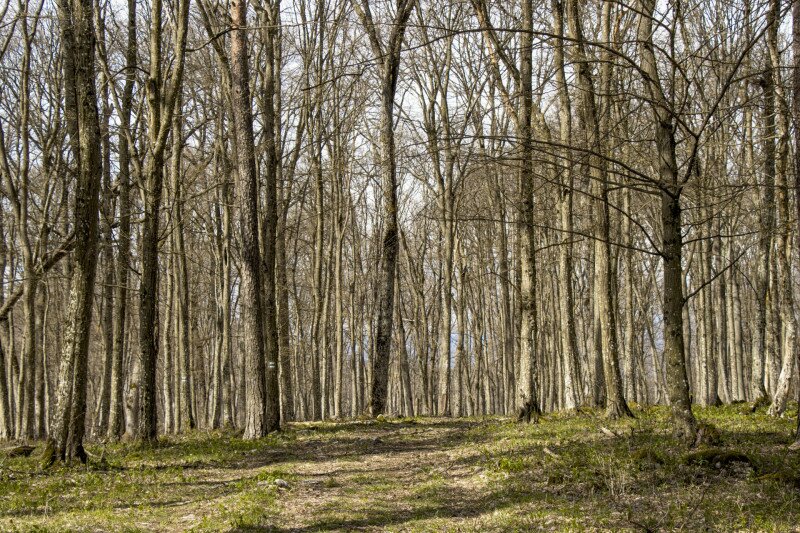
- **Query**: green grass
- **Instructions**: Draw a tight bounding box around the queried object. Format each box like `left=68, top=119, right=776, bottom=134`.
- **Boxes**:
left=1, top=404, right=798, bottom=531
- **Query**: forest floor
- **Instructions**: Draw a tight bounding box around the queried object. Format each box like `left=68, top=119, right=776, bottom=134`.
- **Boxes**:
left=1, top=404, right=799, bottom=532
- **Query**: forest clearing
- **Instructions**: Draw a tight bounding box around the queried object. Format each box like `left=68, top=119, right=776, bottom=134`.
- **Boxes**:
left=2, top=405, right=799, bottom=531
left=3, top=0, right=800, bottom=530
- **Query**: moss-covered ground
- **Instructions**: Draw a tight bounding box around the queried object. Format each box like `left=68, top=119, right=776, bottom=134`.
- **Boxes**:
left=1, top=404, right=798, bottom=531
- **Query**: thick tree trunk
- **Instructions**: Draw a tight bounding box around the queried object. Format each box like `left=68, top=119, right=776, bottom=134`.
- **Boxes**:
left=50, top=0, right=103, bottom=462
left=230, top=0, right=269, bottom=438
left=138, top=145, right=163, bottom=442
left=791, top=0, right=800, bottom=443
left=768, top=0, right=796, bottom=416
left=137, top=0, right=188, bottom=442
left=137, top=0, right=166, bottom=443
left=752, top=1, right=779, bottom=403
left=260, top=1, right=281, bottom=433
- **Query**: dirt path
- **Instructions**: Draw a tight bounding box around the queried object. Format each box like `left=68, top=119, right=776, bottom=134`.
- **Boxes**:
left=266, top=420, right=492, bottom=532
left=4, top=409, right=798, bottom=531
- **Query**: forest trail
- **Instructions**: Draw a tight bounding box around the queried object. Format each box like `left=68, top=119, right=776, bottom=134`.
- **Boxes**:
left=1, top=408, right=799, bottom=531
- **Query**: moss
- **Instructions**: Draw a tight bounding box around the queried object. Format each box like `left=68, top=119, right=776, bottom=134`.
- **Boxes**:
left=632, top=447, right=666, bottom=469
left=755, top=471, right=800, bottom=488
left=684, top=448, right=753, bottom=468
left=750, top=396, right=771, bottom=413
left=694, top=421, right=723, bottom=446
left=496, top=457, right=527, bottom=473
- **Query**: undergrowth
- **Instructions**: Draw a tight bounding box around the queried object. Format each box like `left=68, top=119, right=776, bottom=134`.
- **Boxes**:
left=0, top=404, right=797, bottom=531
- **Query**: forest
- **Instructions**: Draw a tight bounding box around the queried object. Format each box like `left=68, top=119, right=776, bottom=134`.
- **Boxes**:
left=1, top=0, right=800, bottom=530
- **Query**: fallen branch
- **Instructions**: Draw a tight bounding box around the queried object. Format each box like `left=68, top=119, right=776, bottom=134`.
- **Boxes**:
left=600, top=426, right=619, bottom=438
left=543, top=447, right=560, bottom=459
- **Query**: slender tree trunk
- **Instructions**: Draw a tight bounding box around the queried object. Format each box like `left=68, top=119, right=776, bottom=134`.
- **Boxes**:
left=354, top=0, right=416, bottom=416
left=171, top=102, right=195, bottom=431
left=567, top=0, right=632, bottom=419
left=515, top=0, right=540, bottom=423
left=108, top=0, right=135, bottom=440
left=0, top=211, right=10, bottom=439
left=622, top=190, right=637, bottom=403
left=163, top=248, right=175, bottom=434
left=638, top=0, right=696, bottom=442
left=93, top=5, right=114, bottom=437
left=395, top=292, right=414, bottom=417
left=333, top=171, right=345, bottom=419
left=436, top=200, right=454, bottom=417
left=751, top=0, right=779, bottom=403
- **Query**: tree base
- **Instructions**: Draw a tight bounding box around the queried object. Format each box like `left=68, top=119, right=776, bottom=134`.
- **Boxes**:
left=671, top=408, right=698, bottom=446
left=750, top=395, right=771, bottom=413
left=516, top=400, right=541, bottom=424
left=605, top=400, right=635, bottom=420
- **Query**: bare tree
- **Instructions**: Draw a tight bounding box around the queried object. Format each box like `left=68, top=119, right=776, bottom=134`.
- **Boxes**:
left=353, top=0, right=416, bottom=416
left=48, top=0, right=103, bottom=463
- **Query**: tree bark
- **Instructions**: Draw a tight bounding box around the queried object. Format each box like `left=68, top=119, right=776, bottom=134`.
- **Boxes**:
left=231, top=0, right=269, bottom=438
left=107, top=0, right=136, bottom=440
left=638, top=0, right=696, bottom=442
left=138, top=0, right=189, bottom=442
left=791, top=0, right=800, bottom=443
left=354, top=0, right=416, bottom=417
left=50, top=0, right=103, bottom=462
left=569, top=0, right=632, bottom=419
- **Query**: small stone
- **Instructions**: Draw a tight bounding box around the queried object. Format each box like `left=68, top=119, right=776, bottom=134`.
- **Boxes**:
left=275, top=478, right=290, bottom=489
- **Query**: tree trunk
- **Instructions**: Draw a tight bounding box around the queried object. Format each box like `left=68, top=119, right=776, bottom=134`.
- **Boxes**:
left=230, top=0, right=269, bottom=438
left=791, top=0, right=800, bottom=443
left=638, top=0, right=696, bottom=442
left=354, top=0, right=415, bottom=417
left=567, top=0, right=632, bottom=419
left=107, top=0, right=136, bottom=440
left=50, top=0, right=103, bottom=462
left=515, top=0, right=540, bottom=423
left=552, top=0, right=580, bottom=410
left=766, top=0, right=796, bottom=416
left=751, top=0, right=779, bottom=403
left=171, top=102, right=195, bottom=431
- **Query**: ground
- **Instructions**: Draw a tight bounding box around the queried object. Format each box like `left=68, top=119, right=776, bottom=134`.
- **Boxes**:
left=1, top=404, right=799, bottom=532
